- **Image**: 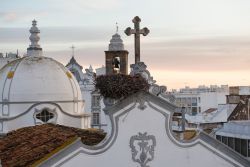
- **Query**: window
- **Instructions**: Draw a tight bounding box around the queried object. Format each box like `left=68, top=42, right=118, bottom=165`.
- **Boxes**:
left=181, top=98, right=187, bottom=104
left=175, top=98, right=181, bottom=106
left=92, top=95, right=100, bottom=108
left=191, top=98, right=197, bottom=106
left=191, top=107, right=197, bottom=115
left=92, top=112, right=100, bottom=125
left=112, top=57, right=120, bottom=73
left=241, top=139, right=247, bottom=157
left=222, top=136, right=228, bottom=145
left=216, top=135, right=221, bottom=141
left=228, top=137, right=234, bottom=149
left=187, top=98, right=191, bottom=107
left=248, top=140, right=250, bottom=157
left=235, top=138, right=241, bottom=153
left=36, top=109, right=54, bottom=123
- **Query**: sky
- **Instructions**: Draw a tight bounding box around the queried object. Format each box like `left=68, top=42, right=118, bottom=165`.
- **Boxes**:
left=1, top=0, right=250, bottom=90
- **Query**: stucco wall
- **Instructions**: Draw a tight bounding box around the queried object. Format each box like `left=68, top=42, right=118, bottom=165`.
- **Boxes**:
left=42, top=95, right=245, bottom=167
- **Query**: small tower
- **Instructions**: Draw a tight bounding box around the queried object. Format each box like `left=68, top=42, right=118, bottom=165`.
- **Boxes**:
left=105, top=23, right=128, bottom=75
left=66, top=45, right=84, bottom=83
left=27, top=20, right=42, bottom=57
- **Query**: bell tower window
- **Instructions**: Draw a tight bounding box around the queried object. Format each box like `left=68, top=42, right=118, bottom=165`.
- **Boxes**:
left=112, top=57, right=120, bottom=74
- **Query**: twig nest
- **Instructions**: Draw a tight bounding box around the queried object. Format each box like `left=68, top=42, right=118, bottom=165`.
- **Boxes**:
left=96, top=74, right=149, bottom=99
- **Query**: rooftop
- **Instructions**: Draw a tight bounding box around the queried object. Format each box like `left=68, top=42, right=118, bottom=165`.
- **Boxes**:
left=216, top=121, right=250, bottom=140
left=0, top=124, right=106, bottom=167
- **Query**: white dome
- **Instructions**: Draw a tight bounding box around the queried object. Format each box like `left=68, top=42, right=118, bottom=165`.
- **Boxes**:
left=0, top=56, right=84, bottom=118
left=108, top=33, right=124, bottom=51
left=0, top=20, right=91, bottom=134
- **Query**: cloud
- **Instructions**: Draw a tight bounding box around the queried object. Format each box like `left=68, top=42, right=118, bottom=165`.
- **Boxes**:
left=139, top=36, right=250, bottom=71
left=0, top=11, right=48, bottom=24
left=0, top=12, right=18, bottom=22
left=1, top=27, right=250, bottom=73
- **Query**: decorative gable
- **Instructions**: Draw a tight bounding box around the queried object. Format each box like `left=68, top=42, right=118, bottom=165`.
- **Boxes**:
left=40, top=92, right=249, bottom=167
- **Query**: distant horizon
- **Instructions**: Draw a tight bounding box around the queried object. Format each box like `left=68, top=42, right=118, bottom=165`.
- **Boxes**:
left=1, top=0, right=250, bottom=90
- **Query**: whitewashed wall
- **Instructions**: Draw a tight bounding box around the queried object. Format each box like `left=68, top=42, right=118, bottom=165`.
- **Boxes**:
left=1, top=103, right=90, bottom=134
left=41, top=93, right=246, bottom=167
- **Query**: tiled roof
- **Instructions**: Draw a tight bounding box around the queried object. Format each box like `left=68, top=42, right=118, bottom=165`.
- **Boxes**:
left=0, top=124, right=106, bottom=167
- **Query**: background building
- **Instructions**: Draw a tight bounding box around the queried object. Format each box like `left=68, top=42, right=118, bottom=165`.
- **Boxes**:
left=0, top=52, right=19, bottom=70
left=215, top=86, right=250, bottom=159
left=173, top=85, right=229, bottom=115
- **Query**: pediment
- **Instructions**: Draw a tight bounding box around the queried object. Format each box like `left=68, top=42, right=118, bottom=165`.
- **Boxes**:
left=40, top=91, right=249, bottom=167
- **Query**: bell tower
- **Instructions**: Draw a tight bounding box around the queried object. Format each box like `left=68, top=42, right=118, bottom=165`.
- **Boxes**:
left=105, top=23, right=128, bottom=75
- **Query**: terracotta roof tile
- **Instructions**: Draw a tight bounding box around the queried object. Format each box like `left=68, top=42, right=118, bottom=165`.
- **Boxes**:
left=0, top=124, right=106, bottom=167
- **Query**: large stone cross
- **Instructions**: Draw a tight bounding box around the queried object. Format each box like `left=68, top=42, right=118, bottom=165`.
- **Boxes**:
left=125, top=16, right=150, bottom=64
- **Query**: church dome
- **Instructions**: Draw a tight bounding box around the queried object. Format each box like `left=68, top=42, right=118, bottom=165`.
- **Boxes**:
left=109, top=33, right=124, bottom=51
left=0, top=20, right=88, bottom=134
left=0, top=56, right=84, bottom=117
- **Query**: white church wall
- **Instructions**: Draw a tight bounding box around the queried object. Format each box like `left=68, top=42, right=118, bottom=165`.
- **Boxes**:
left=40, top=93, right=247, bottom=167
left=80, top=85, right=93, bottom=113
left=0, top=102, right=84, bottom=118
left=99, top=100, right=109, bottom=132
left=1, top=103, right=89, bottom=133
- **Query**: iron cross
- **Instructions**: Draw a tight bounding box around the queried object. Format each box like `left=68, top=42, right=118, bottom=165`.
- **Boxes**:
left=125, top=16, right=150, bottom=64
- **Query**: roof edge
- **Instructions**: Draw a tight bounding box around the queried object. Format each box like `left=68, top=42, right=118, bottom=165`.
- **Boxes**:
left=199, top=132, right=250, bottom=166
left=103, top=91, right=177, bottom=115
left=31, top=136, right=78, bottom=167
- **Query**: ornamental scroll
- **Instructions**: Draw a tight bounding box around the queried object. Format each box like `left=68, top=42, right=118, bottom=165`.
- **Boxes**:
left=129, top=132, right=156, bottom=167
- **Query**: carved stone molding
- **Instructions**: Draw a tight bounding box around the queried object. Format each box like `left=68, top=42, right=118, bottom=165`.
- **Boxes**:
left=83, top=66, right=95, bottom=86
left=130, top=62, right=175, bottom=103
left=130, top=62, right=155, bottom=85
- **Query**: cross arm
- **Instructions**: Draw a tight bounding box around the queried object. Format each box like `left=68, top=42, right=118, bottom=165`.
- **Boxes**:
left=139, top=27, right=150, bottom=36
left=124, top=27, right=136, bottom=36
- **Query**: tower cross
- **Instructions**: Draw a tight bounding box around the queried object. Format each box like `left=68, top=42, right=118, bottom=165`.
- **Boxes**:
left=70, top=45, right=75, bottom=57
left=125, top=16, right=150, bottom=64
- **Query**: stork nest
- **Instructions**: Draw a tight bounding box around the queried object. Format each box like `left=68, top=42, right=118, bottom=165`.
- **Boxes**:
left=95, top=74, right=149, bottom=99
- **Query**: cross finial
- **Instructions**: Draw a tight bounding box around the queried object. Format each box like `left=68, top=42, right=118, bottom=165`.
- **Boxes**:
left=70, top=45, right=75, bottom=57
left=27, top=19, right=42, bottom=57
left=124, top=16, right=150, bottom=64
left=116, top=22, right=119, bottom=33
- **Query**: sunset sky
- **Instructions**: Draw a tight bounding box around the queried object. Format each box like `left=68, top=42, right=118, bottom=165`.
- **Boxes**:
left=1, top=0, right=250, bottom=90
